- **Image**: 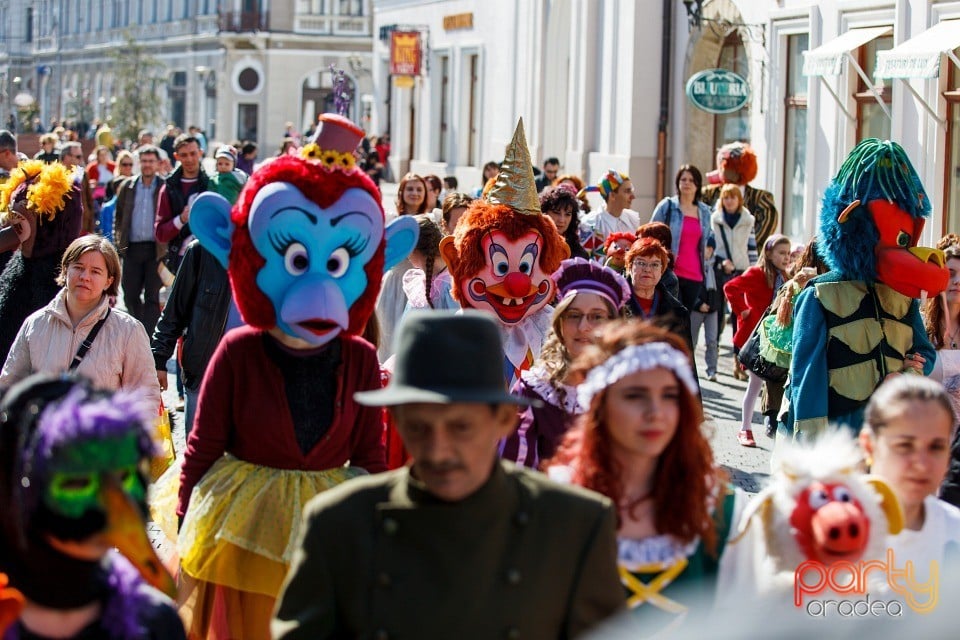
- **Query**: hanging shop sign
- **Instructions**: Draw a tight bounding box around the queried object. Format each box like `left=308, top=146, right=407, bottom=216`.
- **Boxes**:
left=685, top=68, right=750, bottom=114
left=390, top=31, right=422, bottom=76
left=443, top=13, right=473, bottom=31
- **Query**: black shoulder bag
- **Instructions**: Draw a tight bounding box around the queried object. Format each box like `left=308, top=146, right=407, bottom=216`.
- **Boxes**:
left=69, top=309, right=111, bottom=371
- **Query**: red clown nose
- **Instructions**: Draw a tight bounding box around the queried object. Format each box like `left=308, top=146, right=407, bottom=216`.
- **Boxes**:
left=504, top=272, right=532, bottom=298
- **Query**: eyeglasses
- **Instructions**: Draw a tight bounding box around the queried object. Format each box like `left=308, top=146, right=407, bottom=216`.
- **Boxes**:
left=120, top=162, right=134, bottom=167
left=631, top=261, right=662, bottom=271
left=562, top=311, right=611, bottom=325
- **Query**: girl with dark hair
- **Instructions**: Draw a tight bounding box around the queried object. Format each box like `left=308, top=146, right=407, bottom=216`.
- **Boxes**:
left=650, top=165, right=714, bottom=314
left=422, top=174, right=443, bottom=212
left=402, top=214, right=457, bottom=311
left=441, top=192, right=473, bottom=235
left=723, top=234, right=791, bottom=447
left=473, top=162, right=500, bottom=198
left=540, top=185, right=588, bottom=259
left=547, top=321, right=740, bottom=629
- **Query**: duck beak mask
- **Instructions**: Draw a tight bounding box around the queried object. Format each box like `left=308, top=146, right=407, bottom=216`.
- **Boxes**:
left=820, top=139, right=948, bottom=299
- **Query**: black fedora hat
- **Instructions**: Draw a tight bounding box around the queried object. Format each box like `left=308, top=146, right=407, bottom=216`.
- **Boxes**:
left=355, top=310, right=539, bottom=407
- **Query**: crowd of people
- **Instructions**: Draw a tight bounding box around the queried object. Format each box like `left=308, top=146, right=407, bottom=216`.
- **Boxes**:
left=0, top=114, right=958, bottom=640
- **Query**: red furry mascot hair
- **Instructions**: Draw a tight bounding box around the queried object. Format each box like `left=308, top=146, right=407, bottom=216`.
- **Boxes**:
left=719, top=142, right=758, bottom=186
left=443, top=200, right=569, bottom=306
left=227, top=155, right=386, bottom=334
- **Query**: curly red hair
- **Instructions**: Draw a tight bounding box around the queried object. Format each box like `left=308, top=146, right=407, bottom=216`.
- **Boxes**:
left=547, top=321, right=726, bottom=554
left=442, top=199, right=569, bottom=306
left=719, top=143, right=758, bottom=185
left=603, top=231, right=637, bottom=254
left=228, top=155, right=386, bottom=334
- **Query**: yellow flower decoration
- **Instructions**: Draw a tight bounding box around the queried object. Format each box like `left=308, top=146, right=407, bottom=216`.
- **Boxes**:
left=299, top=144, right=358, bottom=173
left=320, top=151, right=340, bottom=169
left=300, top=143, right=322, bottom=161
left=0, top=160, right=73, bottom=224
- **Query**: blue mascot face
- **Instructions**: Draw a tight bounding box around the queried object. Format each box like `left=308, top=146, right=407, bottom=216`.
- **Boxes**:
left=247, top=183, right=384, bottom=345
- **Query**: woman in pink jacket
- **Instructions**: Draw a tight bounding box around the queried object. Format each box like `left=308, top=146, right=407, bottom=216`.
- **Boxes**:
left=723, top=234, right=791, bottom=447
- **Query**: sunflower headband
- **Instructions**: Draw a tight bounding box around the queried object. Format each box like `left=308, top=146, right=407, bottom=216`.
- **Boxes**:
left=300, top=143, right=357, bottom=172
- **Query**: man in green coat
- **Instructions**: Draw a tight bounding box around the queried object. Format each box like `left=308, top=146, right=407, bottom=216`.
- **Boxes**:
left=273, top=311, right=625, bottom=639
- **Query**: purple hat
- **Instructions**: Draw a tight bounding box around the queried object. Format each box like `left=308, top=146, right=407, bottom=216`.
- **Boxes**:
left=552, top=257, right=631, bottom=312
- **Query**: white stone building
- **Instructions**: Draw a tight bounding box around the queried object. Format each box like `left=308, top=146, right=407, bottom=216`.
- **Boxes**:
left=0, top=0, right=376, bottom=151
left=373, top=0, right=960, bottom=242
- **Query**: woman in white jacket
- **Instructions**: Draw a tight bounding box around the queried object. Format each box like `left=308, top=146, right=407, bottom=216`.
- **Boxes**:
left=0, top=235, right=161, bottom=408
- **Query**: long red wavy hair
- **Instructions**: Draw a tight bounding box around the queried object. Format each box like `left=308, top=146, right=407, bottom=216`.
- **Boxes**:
left=548, top=320, right=726, bottom=554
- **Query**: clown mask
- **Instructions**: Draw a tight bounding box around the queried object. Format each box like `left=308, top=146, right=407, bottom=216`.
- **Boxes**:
left=462, top=230, right=554, bottom=325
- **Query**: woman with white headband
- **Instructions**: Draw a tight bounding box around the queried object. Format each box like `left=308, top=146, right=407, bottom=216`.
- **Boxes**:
left=548, top=320, right=743, bottom=632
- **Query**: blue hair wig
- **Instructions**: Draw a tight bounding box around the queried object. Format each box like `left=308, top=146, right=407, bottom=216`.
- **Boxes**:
left=818, top=139, right=930, bottom=281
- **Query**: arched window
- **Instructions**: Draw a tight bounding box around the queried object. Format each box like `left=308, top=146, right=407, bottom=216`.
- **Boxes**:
left=714, top=30, right=750, bottom=150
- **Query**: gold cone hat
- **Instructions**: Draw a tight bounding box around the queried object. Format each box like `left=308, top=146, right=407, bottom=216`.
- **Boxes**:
left=487, top=118, right=541, bottom=215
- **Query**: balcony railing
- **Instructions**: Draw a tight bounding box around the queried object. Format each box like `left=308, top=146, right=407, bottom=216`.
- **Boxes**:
left=293, top=14, right=370, bottom=36
left=219, top=11, right=269, bottom=32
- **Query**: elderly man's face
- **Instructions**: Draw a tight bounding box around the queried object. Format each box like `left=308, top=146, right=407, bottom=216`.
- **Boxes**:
left=392, top=402, right=517, bottom=501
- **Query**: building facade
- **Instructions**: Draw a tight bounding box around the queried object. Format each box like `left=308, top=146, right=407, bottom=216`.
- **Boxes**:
left=0, top=0, right=376, bottom=150
left=373, top=0, right=960, bottom=242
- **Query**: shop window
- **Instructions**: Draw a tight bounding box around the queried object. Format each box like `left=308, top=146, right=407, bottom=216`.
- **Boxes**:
left=238, top=104, right=259, bottom=143
left=714, top=31, right=750, bottom=150
left=855, top=36, right=892, bottom=142
left=783, top=33, right=809, bottom=240
left=338, top=0, right=362, bottom=16
left=169, top=71, right=187, bottom=129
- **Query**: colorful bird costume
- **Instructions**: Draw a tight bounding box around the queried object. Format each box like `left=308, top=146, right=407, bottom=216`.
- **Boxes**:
left=162, top=112, right=417, bottom=639
left=0, top=375, right=182, bottom=639
left=439, top=119, right=569, bottom=388
left=791, top=139, right=947, bottom=437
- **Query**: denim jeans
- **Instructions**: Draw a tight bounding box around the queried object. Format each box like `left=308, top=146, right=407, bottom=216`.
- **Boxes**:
left=690, top=309, right=719, bottom=377
left=184, top=385, right=200, bottom=439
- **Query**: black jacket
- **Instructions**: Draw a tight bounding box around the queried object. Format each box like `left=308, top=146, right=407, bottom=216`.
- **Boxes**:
left=625, top=281, right=694, bottom=353
left=151, top=240, right=230, bottom=390
left=160, top=164, right=209, bottom=271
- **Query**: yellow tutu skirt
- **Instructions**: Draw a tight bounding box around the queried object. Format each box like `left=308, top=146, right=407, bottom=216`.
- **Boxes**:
left=150, top=455, right=365, bottom=639
left=176, top=454, right=365, bottom=597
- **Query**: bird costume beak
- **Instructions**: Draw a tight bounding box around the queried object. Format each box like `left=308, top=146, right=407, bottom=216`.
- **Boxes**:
left=100, top=476, right=177, bottom=598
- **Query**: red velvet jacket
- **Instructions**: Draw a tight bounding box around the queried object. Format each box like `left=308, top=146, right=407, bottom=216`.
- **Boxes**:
left=178, top=326, right=387, bottom=516
left=723, top=266, right=776, bottom=350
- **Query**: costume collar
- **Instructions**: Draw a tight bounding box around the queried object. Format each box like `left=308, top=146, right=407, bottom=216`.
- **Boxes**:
left=520, top=365, right=583, bottom=414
